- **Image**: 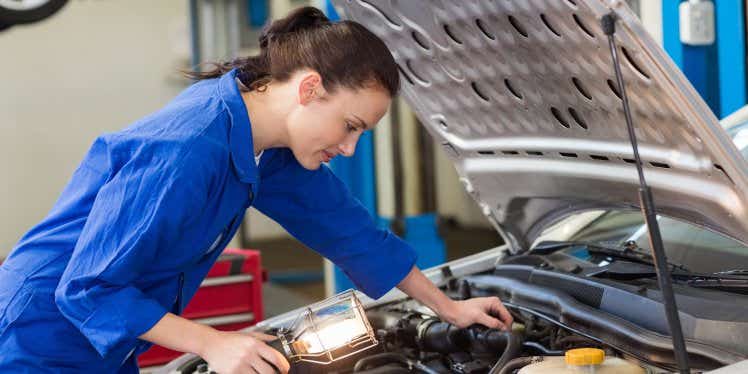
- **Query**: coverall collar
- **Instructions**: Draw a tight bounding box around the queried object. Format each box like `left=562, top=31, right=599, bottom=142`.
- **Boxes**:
left=218, top=69, right=258, bottom=184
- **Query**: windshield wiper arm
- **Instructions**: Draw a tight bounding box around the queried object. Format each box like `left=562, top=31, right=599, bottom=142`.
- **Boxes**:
left=532, top=240, right=689, bottom=273
left=532, top=241, right=748, bottom=293
left=686, top=278, right=748, bottom=292
left=714, top=269, right=748, bottom=276
left=586, top=245, right=691, bottom=274
left=531, top=240, right=628, bottom=255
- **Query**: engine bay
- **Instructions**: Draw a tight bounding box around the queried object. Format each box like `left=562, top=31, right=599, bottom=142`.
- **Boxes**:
left=168, top=246, right=748, bottom=374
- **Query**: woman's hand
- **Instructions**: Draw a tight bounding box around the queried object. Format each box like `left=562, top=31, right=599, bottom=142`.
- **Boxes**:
left=396, top=266, right=513, bottom=331
left=439, top=296, right=514, bottom=330
left=199, top=330, right=290, bottom=374
left=437, top=297, right=514, bottom=330
left=140, top=313, right=289, bottom=373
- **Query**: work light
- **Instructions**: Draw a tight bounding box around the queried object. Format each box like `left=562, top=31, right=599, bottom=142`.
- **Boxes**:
left=277, top=290, right=377, bottom=364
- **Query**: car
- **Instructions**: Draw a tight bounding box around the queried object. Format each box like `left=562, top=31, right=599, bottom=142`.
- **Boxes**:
left=0, top=0, right=68, bottom=31
left=160, top=0, right=748, bottom=373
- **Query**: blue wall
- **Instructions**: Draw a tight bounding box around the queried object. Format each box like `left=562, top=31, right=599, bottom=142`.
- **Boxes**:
left=662, top=0, right=746, bottom=118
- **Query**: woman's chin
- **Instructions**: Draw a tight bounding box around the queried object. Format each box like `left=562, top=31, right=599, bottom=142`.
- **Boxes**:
left=290, top=149, right=322, bottom=170
left=300, top=157, right=323, bottom=170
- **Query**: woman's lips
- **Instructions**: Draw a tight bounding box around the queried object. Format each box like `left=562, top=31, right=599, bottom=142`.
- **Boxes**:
left=322, top=150, right=335, bottom=163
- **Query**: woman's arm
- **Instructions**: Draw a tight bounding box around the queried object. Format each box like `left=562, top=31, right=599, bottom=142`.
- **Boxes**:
left=140, top=313, right=290, bottom=374
left=396, top=265, right=514, bottom=330
left=252, top=153, right=511, bottom=329
left=252, top=152, right=417, bottom=299
left=139, top=313, right=215, bottom=360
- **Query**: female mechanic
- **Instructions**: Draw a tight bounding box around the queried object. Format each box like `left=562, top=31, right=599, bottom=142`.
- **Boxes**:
left=0, top=6, right=512, bottom=374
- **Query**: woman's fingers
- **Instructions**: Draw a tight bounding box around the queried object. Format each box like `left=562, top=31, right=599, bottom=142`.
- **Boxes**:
left=257, top=342, right=291, bottom=373
left=249, top=354, right=277, bottom=374
left=441, top=297, right=514, bottom=330
left=248, top=331, right=278, bottom=342
left=469, top=297, right=512, bottom=331
left=247, top=330, right=290, bottom=372
left=488, top=297, right=514, bottom=328
left=478, top=312, right=506, bottom=331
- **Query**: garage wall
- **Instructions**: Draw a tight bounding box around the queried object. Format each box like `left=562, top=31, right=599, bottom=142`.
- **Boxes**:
left=0, top=0, right=668, bottom=253
left=639, top=0, right=663, bottom=45
left=0, top=1, right=190, bottom=257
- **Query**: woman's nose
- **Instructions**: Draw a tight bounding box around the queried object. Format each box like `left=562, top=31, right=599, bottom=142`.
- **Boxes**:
left=338, top=136, right=358, bottom=157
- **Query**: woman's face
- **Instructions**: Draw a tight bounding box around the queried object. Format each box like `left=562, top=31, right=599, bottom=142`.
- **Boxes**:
left=286, top=73, right=391, bottom=170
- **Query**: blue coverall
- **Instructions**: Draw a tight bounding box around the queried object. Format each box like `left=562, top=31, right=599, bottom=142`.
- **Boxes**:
left=0, top=69, right=417, bottom=372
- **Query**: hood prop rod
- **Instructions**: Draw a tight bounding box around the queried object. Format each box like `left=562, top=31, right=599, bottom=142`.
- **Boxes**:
left=601, top=12, right=690, bottom=373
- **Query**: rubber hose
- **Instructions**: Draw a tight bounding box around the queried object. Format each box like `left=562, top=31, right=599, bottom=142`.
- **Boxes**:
left=522, top=341, right=564, bottom=356
left=353, top=353, right=409, bottom=372
left=497, top=356, right=544, bottom=374
left=353, top=363, right=410, bottom=374
left=488, top=332, right=524, bottom=374
left=413, top=361, right=441, bottom=374
left=353, top=351, right=440, bottom=374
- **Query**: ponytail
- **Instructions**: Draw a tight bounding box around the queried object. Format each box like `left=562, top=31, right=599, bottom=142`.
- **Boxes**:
left=184, top=6, right=399, bottom=96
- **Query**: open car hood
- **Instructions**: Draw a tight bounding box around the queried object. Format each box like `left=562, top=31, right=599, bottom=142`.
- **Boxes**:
left=334, top=0, right=748, bottom=250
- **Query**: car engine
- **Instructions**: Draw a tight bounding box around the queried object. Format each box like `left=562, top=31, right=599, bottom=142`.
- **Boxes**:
left=171, top=297, right=647, bottom=374
left=166, top=249, right=748, bottom=374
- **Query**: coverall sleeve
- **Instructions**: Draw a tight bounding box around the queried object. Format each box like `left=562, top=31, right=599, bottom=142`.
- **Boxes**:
left=55, top=145, right=205, bottom=358
left=253, top=153, right=418, bottom=299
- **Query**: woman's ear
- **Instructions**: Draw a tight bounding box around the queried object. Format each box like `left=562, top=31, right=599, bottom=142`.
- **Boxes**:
left=298, top=71, right=324, bottom=105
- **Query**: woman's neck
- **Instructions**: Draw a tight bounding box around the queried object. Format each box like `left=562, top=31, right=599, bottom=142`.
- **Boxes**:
left=241, top=83, right=292, bottom=156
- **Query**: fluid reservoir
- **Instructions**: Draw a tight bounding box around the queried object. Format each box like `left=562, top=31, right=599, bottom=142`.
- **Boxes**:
left=518, top=348, right=645, bottom=374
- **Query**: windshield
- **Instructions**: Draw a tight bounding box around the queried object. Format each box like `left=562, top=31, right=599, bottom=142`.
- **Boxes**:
left=566, top=210, right=748, bottom=274
left=533, top=117, right=748, bottom=274
left=726, top=121, right=748, bottom=159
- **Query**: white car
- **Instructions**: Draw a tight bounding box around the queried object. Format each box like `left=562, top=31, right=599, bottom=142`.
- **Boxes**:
left=0, top=0, right=68, bottom=30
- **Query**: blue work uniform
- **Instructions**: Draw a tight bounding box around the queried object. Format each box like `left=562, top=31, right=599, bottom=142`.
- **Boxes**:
left=0, top=69, right=417, bottom=372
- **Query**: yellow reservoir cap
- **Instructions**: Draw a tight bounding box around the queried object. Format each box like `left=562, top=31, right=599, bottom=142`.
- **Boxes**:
left=565, top=348, right=605, bottom=366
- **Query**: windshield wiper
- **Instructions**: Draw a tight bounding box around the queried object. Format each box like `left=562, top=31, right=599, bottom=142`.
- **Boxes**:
left=685, top=278, right=748, bottom=294
left=532, top=241, right=748, bottom=284
left=713, top=269, right=748, bottom=276
left=531, top=240, right=690, bottom=273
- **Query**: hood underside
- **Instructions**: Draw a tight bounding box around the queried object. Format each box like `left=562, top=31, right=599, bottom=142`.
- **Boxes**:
left=334, top=0, right=748, bottom=250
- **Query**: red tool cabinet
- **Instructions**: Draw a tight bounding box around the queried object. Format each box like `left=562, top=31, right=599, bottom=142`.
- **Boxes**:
left=138, top=248, right=265, bottom=369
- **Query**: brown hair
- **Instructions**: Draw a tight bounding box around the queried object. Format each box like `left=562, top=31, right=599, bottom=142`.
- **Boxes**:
left=186, top=6, right=399, bottom=97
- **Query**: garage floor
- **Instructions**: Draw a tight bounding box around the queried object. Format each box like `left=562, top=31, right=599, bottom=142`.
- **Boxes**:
left=253, top=224, right=503, bottom=317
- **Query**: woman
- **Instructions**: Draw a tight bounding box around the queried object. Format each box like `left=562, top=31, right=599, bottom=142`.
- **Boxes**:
left=0, top=6, right=512, bottom=373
